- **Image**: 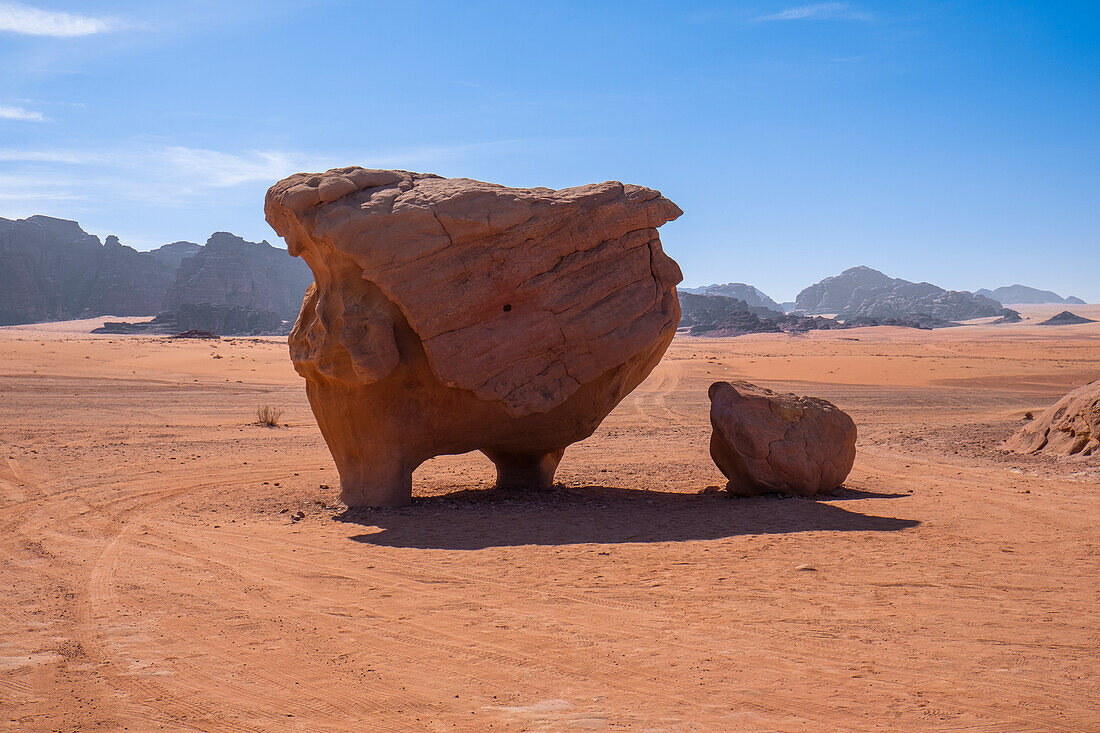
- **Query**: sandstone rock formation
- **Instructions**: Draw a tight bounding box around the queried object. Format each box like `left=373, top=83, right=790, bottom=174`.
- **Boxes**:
left=709, top=381, right=857, bottom=496
left=1003, top=379, right=1099, bottom=459
left=265, top=167, right=683, bottom=506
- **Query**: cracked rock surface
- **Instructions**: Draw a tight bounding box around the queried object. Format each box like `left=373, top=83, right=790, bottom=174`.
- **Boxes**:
left=708, top=380, right=857, bottom=496
left=265, top=167, right=682, bottom=506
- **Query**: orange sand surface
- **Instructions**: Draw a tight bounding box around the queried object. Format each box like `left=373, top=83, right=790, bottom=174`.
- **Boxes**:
left=2, top=308, right=1098, bottom=731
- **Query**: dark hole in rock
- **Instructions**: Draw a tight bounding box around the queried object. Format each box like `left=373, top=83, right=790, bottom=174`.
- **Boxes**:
left=503, top=304, right=512, bottom=312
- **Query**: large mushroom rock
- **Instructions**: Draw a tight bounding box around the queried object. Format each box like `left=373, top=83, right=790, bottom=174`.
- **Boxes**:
left=708, top=381, right=857, bottom=496
left=265, top=167, right=683, bottom=506
left=1003, top=380, right=1099, bottom=459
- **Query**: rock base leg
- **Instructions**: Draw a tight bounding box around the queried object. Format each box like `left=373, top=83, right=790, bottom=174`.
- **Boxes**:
left=484, top=449, right=566, bottom=490
left=336, top=457, right=414, bottom=508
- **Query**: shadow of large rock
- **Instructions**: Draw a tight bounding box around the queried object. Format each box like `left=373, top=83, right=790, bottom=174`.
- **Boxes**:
left=335, top=485, right=919, bottom=550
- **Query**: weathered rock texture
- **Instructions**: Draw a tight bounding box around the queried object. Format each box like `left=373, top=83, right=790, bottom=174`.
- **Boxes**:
left=265, top=167, right=683, bottom=506
left=709, top=381, right=857, bottom=496
left=1003, top=380, right=1099, bottom=459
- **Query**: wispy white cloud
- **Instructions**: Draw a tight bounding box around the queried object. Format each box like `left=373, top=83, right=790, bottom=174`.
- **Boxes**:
left=163, top=147, right=303, bottom=188
left=0, top=140, right=531, bottom=247
left=756, top=3, right=872, bottom=22
left=0, top=148, right=106, bottom=163
left=0, top=104, right=46, bottom=121
left=0, top=2, right=116, bottom=37
left=0, top=141, right=527, bottom=207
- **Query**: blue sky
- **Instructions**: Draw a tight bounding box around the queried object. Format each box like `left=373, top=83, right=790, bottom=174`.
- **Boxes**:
left=1, top=0, right=1097, bottom=301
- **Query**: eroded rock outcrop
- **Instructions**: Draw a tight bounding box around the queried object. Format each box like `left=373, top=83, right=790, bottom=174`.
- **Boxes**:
left=265, top=167, right=683, bottom=506
left=1038, top=311, right=1096, bottom=326
left=709, top=381, right=857, bottom=496
left=1003, top=380, right=1099, bottom=459
left=679, top=293, right=846, bottom=336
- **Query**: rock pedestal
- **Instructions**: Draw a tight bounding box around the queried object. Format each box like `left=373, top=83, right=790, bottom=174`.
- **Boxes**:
left=265, top=167, right=683, bottom=506
left=708, top=381, right=857, bottom=496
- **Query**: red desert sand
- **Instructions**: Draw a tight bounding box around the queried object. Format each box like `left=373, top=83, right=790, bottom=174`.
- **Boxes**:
left=1, top=305, right=1098, bottom=731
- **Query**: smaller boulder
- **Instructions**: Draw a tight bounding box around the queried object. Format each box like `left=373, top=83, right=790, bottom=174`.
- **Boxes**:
left=709, top=381, right=857, bottom=496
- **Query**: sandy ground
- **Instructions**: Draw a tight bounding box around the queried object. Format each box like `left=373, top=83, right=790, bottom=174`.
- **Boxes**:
left=1, top=306, right=1098, bottom=732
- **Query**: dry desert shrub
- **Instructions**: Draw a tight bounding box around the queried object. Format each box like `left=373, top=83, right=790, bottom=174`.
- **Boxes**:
left=255, top=405, right=284, bottom=427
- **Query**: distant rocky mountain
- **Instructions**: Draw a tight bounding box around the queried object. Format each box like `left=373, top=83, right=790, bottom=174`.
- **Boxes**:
left=149, top=240, right=202, bottom=271
left=164, top=232, right=312, bottom=320
left=0, top=216, right=177, bottom=325
left=679, top=283, right=782, bottom=311
left=794, top=266, right=1003, bottom=321
left=794, top=265, right=898, bottom=314
left=975, top=285, right=1085, bottom=305
left=0, top=215, right=313, bottom=332
left=678, top=291, right=1024, bottom=336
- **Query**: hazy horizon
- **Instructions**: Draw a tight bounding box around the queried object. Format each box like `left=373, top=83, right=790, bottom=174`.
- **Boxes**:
left=2, top=1, right=1097, bottom=300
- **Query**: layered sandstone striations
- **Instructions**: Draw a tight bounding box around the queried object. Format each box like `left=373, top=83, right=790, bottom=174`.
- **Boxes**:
left=709, top=381, right=857, bottom=495
left=1003, top=379, right=1099, bottom=459
left=266, top=167, right=683, bottom=506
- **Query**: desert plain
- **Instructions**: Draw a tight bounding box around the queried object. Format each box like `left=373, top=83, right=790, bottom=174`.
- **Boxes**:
left=2, top=305, right=1098, bottom=732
